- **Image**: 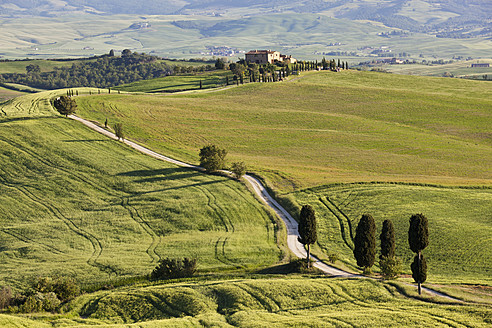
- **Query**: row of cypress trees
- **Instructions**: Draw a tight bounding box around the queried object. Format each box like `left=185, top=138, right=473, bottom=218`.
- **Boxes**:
left=297, top=205, right=429, bottom=294
left=353, top=213, right=429, bottom=294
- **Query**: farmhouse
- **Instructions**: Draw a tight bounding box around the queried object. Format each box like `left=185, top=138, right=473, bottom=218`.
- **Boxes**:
left=471, top=63, right=490, bottom=68
left=245, top=50, right=296, bottom=64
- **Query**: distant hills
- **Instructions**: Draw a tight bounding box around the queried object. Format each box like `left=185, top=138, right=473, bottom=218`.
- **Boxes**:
left=1, top=1, right=491, bottom=59
left=1, top=1, right=490, bottom=38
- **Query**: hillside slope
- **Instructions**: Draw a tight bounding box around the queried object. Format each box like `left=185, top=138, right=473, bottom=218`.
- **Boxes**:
left=0, top=90, right=282, bottom=289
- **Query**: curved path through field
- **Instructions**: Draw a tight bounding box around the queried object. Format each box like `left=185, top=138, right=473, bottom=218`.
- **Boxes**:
left=69, top=114, right=460, bottom=301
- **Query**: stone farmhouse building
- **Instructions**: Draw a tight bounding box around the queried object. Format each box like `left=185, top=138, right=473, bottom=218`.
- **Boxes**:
left=245, top=50, right=297, bottom=65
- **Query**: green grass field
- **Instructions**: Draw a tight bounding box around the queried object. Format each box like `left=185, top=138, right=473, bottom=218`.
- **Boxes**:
left=115, top=71, right=234, bottom=93
left=0, top=90, right=283, bottom=290
left=76, top=70, right=492, bottom=191
left=73, top=70, right=492, bottom=285
left=292, top=183, right=492, bottom=285
left=0, top=86, right=25, bottom=103
left=1, top=277, right=491, bottom=327
left=385, top=59, right=492, bottom=78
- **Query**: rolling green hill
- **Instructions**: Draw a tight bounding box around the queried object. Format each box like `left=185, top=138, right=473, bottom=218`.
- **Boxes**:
left=75, top=70, right=492, bottom=284
left=1, top=278, right=491, bottom=327
left=76, top=70, right=492, bottom=190
left=0, top=90, right=283, bottom=290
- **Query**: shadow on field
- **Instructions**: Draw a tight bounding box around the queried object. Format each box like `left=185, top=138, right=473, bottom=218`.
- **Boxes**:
left=63, top=139, right=109, bottom=143
left=119, top=167, right=202, bottom=183
left=0, top=116, right=54, bottom=124
left=136, top=180, right=225, bottom=195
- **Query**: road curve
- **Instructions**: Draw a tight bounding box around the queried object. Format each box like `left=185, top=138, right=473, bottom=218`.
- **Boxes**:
left=69, top=114, right=461, bottom=301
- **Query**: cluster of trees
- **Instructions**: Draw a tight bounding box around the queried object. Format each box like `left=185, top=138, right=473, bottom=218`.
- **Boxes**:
left=0, top=50, right=214, bottom=90
left=199, top=144, right=246, bottom=179
left=151, top=258, right=197, bottom=280
left=0, top=277, right=80, bottom=313
left=216, top=57, right=349, bottom=87
left=296, top=206, right=429, bottom=294
left=353, top=213, right=429, bottom=293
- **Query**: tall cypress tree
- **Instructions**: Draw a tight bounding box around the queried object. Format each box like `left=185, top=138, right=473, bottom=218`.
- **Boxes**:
left=408, top=213, right=429, bottom=295
left=380, top=219, right=395, bottom=259
left=298, top=205, right=317, bottom=267
left=353, top=214, right=376, bottom=274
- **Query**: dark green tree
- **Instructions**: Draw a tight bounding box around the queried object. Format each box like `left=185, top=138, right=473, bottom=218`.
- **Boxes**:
left=53, top=96, right=77, bottom=117
left=408, top=213, right=429, bottom=294
left=298, top=205, right=317, bottom=267
left=215, top=58, right=225, bottom=69
left=199, top=145, right=227, bottom=173
left=151, top=258, right=197, bottom=280
left=199, top=80, right=203, bottom=89
left=109, top=49, right=115, bottom=57
left=353, top=214, right=376, bottom=274
left=411, top=254, right=427, bottom=286
left=114, top=123, right=124, bottom=141
left=380, top=219, right=401, bottom=279
left=26, top=64, right=40, bottom=74
left=230, top=161, right=246, bottom=179
left=380, top=219, right=395, bottom=259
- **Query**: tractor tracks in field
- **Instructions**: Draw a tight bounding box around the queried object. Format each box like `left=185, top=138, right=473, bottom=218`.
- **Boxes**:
left=121, top=197, right=161, bottom=263
left=68, top=114, right=464, bottom=303
left=0, top=176, right=108, bottom=273
left=319, top=197, right=354, bottom=250
left=0, top=227, right=64, bottom=255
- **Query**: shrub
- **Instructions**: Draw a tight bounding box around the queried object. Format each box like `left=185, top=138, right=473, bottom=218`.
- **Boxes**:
left=379, top=256, right=402, bottom=279
left=31, top=276, right=80, bottom=302
left=327, top=253, right=338, bottom=264
left=0, top=286, right=13, bottom=309
left=151, top=258, right=197, bottom=280
left=290, top=258, right=317, bottom=274
left=230, top=161, right=246, bottom=179
left=52, top=277, right=80, bottom=302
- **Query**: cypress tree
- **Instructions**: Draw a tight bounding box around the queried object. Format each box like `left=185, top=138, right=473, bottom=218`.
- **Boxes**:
left=380, top=219, right=396, bottom=259
left=408, top=213, right=429, bottom=295
left=338, top=59, right=341, bottom=68
left=298, top=205, right=317, bottom=267
left=199, top=80, right=202, bottom=89
left=353, top=214, right=376, bottom=274
left=411, top=254, right=427, bottom=285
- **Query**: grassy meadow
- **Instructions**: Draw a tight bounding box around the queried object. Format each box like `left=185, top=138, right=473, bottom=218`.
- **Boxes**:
left=73, top=70, right=492, bottom=285
left=0, top=90, right=283, bottom=290
left=76, top=70, right=492, bottom=191
left=385, top=59, right=492, bottom=78
left=115, top=70, right=234, bottom=93
left=1, top=277, right=491, bottom=327
left=292, top=183, right=492, bottom=285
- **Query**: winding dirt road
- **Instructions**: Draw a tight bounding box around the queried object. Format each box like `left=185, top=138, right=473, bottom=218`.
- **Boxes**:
left=69, top=114, right=460, bottom=301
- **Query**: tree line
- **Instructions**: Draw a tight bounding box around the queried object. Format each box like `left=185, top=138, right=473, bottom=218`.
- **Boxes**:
left=0, top=50, right=214, bottom=90
left=216, top=57, right=349, bottom=86
left=297, top=206, right=429, bottom=294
